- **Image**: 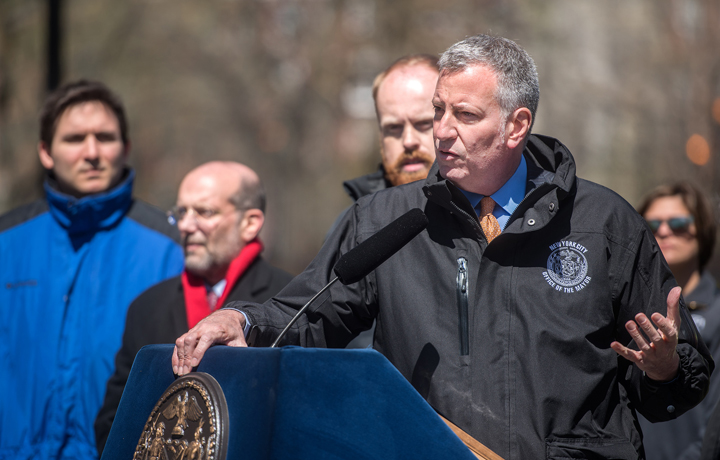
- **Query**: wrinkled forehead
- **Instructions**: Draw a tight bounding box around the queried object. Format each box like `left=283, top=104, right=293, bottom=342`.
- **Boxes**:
left=433, top=65, right=500, bottom=107
left=177, top=173, right=237, bottom=209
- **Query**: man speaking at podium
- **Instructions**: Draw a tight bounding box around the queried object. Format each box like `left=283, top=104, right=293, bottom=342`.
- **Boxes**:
left=173, top=35, right=712, bottom=459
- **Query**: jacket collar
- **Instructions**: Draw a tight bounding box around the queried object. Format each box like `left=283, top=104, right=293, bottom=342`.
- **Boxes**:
left=422, top=134, right=577, bottom=233
left=44, top=168, right=135, bottom=235
left=342, top=164, right=391, bottom=202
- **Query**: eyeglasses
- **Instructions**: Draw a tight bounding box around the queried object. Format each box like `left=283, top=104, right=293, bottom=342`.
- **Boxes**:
left=646, top=216, right=694, bottom=234
left=167, top=206, right=221, bottom=226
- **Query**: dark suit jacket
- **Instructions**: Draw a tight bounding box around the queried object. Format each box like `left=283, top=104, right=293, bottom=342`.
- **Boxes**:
left=94, top=257, right=292, bottom=454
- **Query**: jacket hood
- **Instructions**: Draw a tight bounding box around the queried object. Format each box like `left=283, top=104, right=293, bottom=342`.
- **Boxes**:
left=524, top=133, right=576, bottom=197
left=45, top=168, right=135, bottom=234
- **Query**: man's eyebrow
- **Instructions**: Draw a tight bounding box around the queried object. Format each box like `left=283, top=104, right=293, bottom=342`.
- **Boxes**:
left=411, top=115, right=434, bottom=123
left=379, top=117, right=402, bottom=126
left=61, top=130, right=117, bottom=136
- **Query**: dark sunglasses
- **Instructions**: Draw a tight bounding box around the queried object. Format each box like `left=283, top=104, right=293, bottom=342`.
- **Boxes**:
left=646, top=216, right=694, bottom=233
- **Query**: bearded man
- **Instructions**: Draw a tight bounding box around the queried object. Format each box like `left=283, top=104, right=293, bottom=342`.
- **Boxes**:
left=94, top=162, right=292, bottom=454
left=342, top=54, right=438, bottom=200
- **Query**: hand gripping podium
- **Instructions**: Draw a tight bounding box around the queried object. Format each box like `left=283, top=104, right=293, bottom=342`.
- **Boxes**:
left=101, top=344, right=481, bottom=460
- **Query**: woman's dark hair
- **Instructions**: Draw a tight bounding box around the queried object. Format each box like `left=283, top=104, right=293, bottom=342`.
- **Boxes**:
left=638, top=181, right=716, bottom=270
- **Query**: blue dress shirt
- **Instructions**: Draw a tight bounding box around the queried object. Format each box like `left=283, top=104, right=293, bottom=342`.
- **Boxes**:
left=459, top=154, right=527, bottom=230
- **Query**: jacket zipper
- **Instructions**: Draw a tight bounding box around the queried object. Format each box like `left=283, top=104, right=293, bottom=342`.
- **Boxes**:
left=457, top=257, right=469, bottom=356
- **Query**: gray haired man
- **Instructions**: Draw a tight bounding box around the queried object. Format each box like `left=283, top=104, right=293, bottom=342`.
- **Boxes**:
left=173, top=35, right=712, bottom=459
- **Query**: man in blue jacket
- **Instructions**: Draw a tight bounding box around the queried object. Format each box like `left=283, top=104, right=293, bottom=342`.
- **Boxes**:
left=0, top=80, right=184, bottom=459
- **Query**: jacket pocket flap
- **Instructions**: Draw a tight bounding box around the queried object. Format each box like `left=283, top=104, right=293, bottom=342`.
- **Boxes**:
left=546, top=437, right=638, bottom=459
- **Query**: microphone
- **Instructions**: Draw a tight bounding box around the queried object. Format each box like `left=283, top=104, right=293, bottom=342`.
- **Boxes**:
left=269, top=208, right=428, bottom=347
left=333, top=207, right=429, bottom=285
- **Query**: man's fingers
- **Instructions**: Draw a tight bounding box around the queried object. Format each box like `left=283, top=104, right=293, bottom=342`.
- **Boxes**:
left=666, top=286, right=682, bottom=325
left=651, top=312, right=678, bottom=342
left=635, top=314, right=662, bottom=344
left=643, top=286, right=682, bottom=344
left=172, top=345, right=180, bottom=375
left=611, top=341, right=640, bottom=363
left=175, top=331, right=200, bottom=376
left=626, top=320, right=651, bottom=352
left=612, top=290, right=683, bottom=381
left=171, top=310, right=248, bottom=375
left=191, top=334, right=217, bottom=368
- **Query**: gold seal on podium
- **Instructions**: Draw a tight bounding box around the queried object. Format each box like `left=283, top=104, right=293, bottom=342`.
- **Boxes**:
left=134, top=372, right=228, bottom=460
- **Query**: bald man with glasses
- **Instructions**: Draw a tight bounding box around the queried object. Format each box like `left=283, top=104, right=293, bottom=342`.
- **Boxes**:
left=94, top=161, right=292, bottom=454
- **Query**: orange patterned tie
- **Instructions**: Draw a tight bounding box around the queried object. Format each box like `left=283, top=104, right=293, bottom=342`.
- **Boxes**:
left=479, top=196, right=502, bottom=243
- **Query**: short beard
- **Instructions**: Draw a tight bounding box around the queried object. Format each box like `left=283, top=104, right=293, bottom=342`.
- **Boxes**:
left=184, top=251, right=214, bottom=276
left=383, top=150, right=434, bottom=187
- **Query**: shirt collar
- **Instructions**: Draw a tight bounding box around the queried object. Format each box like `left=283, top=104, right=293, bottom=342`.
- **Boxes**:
left=459, top=154, right=527, bottom=215
left=207, top=279, right=227, bottom=297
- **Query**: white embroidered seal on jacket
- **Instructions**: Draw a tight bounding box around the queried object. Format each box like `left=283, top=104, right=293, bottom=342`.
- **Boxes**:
left=542, top=240, right=592, bottom=293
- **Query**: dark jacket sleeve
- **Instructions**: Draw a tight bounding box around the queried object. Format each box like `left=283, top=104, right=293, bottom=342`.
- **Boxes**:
left=615, top=225, right=714, bottom=421
left=238, top=203, right=377, bottom=348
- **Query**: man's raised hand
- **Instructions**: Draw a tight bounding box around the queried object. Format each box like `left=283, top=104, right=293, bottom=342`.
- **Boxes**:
left=610, top=286, right=682, bottom=382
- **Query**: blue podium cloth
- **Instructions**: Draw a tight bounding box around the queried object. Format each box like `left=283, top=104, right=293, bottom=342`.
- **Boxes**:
left=102, top=345, right=476, bottom=460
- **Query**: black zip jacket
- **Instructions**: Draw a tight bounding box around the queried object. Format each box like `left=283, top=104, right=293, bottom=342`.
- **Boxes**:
left=234, top=134, right=713, bottom=459
left=342, top=164, right=390, bottom=201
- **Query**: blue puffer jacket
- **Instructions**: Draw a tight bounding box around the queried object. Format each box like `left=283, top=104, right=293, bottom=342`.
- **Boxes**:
left=0, top=170, right=184, bottom=460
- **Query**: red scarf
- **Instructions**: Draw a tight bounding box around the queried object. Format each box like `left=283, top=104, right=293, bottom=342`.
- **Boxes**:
left=182, top=238, right=263, bottom=329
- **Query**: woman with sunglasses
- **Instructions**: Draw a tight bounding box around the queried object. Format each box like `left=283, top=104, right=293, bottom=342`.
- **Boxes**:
left=639, top=182, right=718, bottom=331
left=636, top=181, right=718, bottom=460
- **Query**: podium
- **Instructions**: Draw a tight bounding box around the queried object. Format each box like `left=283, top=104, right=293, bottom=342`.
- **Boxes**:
left=101, top=344, right=479, bottom=459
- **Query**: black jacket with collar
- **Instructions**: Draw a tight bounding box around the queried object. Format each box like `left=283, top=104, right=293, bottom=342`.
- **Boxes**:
left=94, top=257, right=292, bottom=455
left=236, top=134, right=713, bottom=459
left=342, top=164, right=391, bottom=201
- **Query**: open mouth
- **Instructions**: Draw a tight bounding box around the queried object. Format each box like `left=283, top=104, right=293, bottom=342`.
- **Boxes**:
left=436, top=149, right=458, bottom=160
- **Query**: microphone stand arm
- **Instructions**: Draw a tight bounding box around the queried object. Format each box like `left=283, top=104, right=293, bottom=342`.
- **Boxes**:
left=270, top=276, right=339, bottom=348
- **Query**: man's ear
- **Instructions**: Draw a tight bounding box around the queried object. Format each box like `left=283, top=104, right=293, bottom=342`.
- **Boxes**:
left=505, top=108, right=532, bottom=150
left=239, top=209, right=265, bottom=244
left=38, top=141, right=54, bottom=170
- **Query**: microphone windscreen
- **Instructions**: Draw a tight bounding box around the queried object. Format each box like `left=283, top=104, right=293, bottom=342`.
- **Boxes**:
left=333, top=208, right=428, bottom=285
